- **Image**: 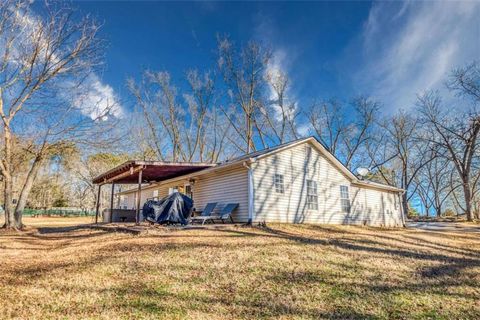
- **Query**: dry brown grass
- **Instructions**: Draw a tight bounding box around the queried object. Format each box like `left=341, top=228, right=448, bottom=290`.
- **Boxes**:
left=1, top=218, right=479, bottom=319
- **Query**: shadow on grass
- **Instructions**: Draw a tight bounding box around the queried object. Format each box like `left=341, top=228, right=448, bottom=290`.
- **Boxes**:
left=2, top=223, right=480, bottom=319
left=214, top=225, right=480, bottom=283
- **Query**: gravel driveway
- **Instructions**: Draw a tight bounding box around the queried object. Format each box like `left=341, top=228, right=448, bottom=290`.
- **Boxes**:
left=406, top=221, right=480, bottom=233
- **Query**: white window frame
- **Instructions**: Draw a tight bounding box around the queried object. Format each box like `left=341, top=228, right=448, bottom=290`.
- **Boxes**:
left=274, top=174, right=284, bottom=194
left=340, top=185, right=351, bottom=213
left=306, top=180, right=318, bottom=210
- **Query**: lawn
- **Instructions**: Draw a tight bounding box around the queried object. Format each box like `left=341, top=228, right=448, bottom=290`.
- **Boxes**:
left=0, top=218, right=479, bottom=320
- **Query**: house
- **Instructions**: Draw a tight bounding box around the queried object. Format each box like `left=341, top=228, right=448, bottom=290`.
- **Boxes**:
left=93, top=137, right=405, bottom=227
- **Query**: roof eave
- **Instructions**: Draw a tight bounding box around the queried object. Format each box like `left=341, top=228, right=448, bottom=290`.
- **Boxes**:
left=92, top=160, right=216, bottom=185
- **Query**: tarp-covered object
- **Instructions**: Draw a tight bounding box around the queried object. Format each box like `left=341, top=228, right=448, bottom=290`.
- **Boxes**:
left=142, top=192, right=193, bottom=225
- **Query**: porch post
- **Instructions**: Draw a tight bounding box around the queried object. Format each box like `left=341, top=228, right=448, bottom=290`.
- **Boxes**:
left=110, top=183, right=115, bottom=221
left=95, top=184, right=102, bottom=224
left=135, top=169, right=143, bottom=224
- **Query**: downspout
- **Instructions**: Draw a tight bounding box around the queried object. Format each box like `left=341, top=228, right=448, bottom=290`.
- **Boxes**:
left=399, top=190, right=406, bottom=227
left=243, top=160, right=255, bottom=225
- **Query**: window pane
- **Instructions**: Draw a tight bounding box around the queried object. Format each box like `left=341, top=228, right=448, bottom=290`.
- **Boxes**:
left=341, top=199, right=350, bottom=213
left=274, top=174, right=284, bottom=193
left=306, top=180, right=318, bottom=210
left=340, top=185, right=349, bottom=199
left=340, top=186, right=350, bottom=212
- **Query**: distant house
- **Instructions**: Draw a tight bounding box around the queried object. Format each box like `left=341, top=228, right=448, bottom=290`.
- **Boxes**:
left=93, top=137, right=405, bottom=227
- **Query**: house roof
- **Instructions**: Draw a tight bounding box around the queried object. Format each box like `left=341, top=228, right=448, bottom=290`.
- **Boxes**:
left=91, top=161, right=215, bottom=185
left=236, top=136, right=403, bottom=192
left=95, top=136, right=404, bottom=193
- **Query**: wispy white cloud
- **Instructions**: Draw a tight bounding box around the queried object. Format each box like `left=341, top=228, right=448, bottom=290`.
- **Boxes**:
left=297, top=122, right=313, bottom=137
left=265, top=49, right=298, bottom=121
left=355, top=1, right=480, bottom=111
left=1, top=3, right=123, bottom=121
left=72, top=74, right=123, bottom=120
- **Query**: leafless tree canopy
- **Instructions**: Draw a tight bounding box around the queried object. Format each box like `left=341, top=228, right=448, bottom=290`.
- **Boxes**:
left=0, top=0, right=120, bottom=229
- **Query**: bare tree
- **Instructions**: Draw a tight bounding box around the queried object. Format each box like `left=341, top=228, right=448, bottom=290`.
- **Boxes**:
left=344, top=97, right=380, bottom=169
left=128, top=69, right=227, bottom=163
left=308, top=99, right=345, bottom=156
left=419, top=92, right=479, bottom=221
left=369, top=111, right=433, bottom=217
left=308, top=97, right=379, bottom=170
left=261, top=66, right=299, bottom=144
left=0, top=1, right=118, bottom=229
left=414, top=152, right=458, bottom=217
left=217, top=37, right=271, bottom=153
left=184, top=70, right=216, bottom=161
left=67, top=152, right=128, bottom=211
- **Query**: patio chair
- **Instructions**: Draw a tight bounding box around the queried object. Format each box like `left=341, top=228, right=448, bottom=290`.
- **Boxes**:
left=209, top=203, right=239, bottom=224
left=190, top=202, right=217, bottom=225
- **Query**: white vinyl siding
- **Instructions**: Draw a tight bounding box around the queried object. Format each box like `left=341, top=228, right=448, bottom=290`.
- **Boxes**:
left=192, top=166, right=249, bottom=222
left=122, top=182, right=176, bottom=210
left=118, top=140, right=403, bottom=227
left=253, top=143, right=351, bottom=224
left=252, top=142, right=403, bottom=227
left=349, top=186, right=403, bottom=227
left=118, top=166, right=248, bottom=222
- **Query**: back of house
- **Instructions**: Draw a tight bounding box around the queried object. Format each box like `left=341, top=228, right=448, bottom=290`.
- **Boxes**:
left=113, top=137, right=404, bottom=227
left=251, top=139, right=404, bottom=227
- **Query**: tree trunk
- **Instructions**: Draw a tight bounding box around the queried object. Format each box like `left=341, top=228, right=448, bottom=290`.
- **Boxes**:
left=463, top=179, right=473, bottom=221
left=402, top=192, right=409, bottom=219
left=435, top=203, right=442, bottom=218
left=14, top=155, right=44, bottom=229
left=3, top=175, right=13, bottom=228
left=2, top=126, right=14, bottom=229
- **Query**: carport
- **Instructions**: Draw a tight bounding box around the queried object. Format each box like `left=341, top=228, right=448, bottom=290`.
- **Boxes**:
left=92, top=161, right=214, bottom=224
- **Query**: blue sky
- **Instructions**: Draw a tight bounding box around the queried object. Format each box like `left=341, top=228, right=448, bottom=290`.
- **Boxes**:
left=73, top=1, right=479, bottom=120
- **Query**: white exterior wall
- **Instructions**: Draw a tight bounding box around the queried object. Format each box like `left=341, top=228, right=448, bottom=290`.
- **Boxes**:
left=252, top=142, right=403, bottom=227
left=121, top=188, right=154, bottom=210
left=116, top=166, right=248, bottom=222
left=116, top=140, right=402, bottom=227
left=349, top=186, right=403, bottom=227
left=192, top=166, right=249, bottom=222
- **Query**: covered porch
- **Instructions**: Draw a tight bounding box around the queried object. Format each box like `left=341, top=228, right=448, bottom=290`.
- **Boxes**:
left=92, top=160, right=215, bottom=224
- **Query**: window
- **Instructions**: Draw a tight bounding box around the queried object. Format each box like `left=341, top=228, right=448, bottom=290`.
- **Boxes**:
left=340, top=185, right=351, bottom=213
left=306, top=180, right=318, bottom=210
left=274, top=174, right=284, bottom=193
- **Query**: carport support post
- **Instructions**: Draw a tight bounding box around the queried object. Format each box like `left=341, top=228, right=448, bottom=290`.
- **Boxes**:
left=110, top=183, right=115, bottom=220
left=95, top=184, right=102, bottom=224
left=135, top=169, right=143, bottom=224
